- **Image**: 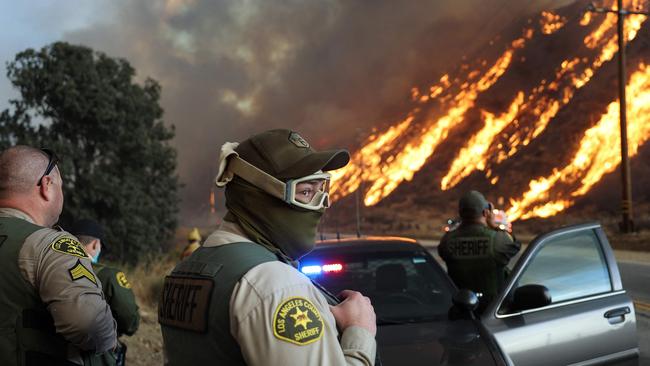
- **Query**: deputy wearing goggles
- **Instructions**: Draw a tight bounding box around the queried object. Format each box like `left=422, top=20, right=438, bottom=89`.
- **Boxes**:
left=160, top=129, right=377, bottom=366
left=219, top=153, right=332, bottom=211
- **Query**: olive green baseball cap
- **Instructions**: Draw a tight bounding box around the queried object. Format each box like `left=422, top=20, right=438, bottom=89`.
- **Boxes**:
left=235, top=129, right=350, bottom=180
left=458, top=190, right=490, bottom=219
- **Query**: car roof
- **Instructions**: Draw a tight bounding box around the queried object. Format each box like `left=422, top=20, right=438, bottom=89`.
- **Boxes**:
left=310, top=236, right=424, bottom=254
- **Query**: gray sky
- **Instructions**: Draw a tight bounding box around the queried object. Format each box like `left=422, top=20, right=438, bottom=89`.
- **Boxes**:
left=0, top=0, right=571, bottom=224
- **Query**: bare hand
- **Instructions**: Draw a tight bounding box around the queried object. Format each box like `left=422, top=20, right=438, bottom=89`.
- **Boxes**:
left=329, top=290, right=376, bottom=336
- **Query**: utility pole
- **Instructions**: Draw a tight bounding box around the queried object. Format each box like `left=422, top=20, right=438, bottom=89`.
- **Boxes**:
left=355, top=128, right=364, bottom=238
left=588, top=1, right=648, bottom=233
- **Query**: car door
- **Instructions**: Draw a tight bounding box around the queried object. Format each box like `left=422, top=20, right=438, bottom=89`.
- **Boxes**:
left=481, top=222, right=639, bottom=366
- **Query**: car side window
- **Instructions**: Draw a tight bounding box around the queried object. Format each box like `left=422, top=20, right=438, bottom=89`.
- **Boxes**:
left=513, top=229, right=612, bottom=305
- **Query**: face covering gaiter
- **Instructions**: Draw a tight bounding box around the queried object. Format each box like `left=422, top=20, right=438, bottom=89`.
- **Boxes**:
left=224, top=177, right=323, bottom=262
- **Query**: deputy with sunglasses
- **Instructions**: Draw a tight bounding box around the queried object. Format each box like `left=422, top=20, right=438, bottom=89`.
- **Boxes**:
left=438, top=190, right=521, bottom=313
left=0, top=146, right=117, bottom=366
left=160, top=129, right=377, bottom=365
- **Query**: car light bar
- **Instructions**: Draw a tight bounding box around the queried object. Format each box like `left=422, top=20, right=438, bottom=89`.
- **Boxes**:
left=301, top=265, right=322, bottom=275
left=322, top=263, right=342, bottom=272
left=300, top=263, right=343, bottom=275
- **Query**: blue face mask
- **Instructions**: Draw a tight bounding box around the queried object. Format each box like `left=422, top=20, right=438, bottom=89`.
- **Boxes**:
left=91, top=247, right=101, bottom=264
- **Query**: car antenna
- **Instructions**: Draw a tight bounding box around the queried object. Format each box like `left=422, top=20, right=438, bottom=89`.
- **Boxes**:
left=319, top=211, right=326, bottom=240
left=335, top=218, right=340, bottom=240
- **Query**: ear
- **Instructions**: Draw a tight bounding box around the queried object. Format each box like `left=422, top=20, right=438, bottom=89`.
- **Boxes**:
left=91, top=239, right=101, bottom=251
left=482, top=208, right=491, bottom=218
left=38, top=176, right=54, bottom=201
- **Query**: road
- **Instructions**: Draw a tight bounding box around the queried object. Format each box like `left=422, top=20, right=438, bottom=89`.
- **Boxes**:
left=422, top=241, right=650, bottom=363
left=620, top=261, right=650, bottom=305
left=619, top=261, right=650, bottom=365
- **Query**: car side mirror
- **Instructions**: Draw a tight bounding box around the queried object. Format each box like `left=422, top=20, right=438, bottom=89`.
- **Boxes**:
left=511, top=284, right=552, bottom=312
left=452, top=289, right=479, bottom=312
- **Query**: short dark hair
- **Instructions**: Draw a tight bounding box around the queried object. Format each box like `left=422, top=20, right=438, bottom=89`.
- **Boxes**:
left=76, top=234, right=98, bottom=246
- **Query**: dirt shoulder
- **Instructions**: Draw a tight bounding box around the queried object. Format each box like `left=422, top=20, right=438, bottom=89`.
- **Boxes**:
left=122, top=307, right=164, bottom=366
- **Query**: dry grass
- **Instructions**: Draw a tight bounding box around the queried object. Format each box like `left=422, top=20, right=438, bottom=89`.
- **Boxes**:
left=115, top=252, right=177, bottom=366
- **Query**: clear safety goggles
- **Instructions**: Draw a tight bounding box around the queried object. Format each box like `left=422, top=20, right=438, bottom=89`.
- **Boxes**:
left=222, top=155, right=332, bottom=211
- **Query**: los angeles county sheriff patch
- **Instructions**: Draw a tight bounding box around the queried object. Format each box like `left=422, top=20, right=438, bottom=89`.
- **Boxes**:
left=116, top=272, right=132, bottom=289
left=273, top=297, right=324, bottom=346
left=51, top=237, right=88, bottom=258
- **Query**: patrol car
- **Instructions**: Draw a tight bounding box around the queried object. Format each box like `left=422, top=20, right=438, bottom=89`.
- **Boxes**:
left=300, top=222, right=639, bottom=366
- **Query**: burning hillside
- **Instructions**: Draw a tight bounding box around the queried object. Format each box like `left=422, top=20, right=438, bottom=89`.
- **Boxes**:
left=327, top=0, right=650, bottom=232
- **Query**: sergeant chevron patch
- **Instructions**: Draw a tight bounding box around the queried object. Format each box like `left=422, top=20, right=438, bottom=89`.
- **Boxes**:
left=68, top=260, right=97, bottom=286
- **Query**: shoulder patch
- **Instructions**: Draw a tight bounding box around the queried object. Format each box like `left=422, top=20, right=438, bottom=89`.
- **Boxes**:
left=51, top=237, right=88, bottom=258
left=116, top=272, right=132, bottom=289
left=273, top=297, right=324, bottom=346
left=69, top=259, right=97, bottom=286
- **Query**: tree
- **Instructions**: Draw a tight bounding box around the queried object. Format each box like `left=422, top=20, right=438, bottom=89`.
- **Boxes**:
left=0, top=42, right=179, bottom=264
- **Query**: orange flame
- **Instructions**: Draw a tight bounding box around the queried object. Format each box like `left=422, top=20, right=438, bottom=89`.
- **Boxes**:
left=330, top=116, right=414, bottom=197
left=540, top=11, right=568, bottom=35
left=331, top=29, right=532, bottom=204
left=209, top=190, right=215, bottom=213
left=501, top=12, right=645, bottom=159
left=417, top=1, right=643, bottom=193
left=441, top=92, right=524, bottom=189
left=507, top=63, right=650, bottom=221
left=361, top=31, right=532, bottom=206
left=580, top=11, right=593, bottom=26
left=332, top=1, right=646, bottom=210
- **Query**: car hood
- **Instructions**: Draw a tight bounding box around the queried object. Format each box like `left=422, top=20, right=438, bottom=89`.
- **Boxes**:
left=376, top=318, right=498, bottom=366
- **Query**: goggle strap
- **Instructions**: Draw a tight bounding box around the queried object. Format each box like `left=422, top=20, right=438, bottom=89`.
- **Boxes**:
left=227, top=156, right=286, bottom=201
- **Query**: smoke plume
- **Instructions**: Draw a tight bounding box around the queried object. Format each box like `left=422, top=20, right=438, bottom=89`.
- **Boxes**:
left=63, top=0, right=570, bottom=223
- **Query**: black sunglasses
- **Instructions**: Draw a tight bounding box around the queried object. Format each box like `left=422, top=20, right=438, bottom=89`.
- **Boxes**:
left=37, top=148, right=59, bottom=186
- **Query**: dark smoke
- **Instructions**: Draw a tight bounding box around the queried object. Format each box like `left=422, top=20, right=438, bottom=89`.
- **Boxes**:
left=63, top=0, right=572, bottom=224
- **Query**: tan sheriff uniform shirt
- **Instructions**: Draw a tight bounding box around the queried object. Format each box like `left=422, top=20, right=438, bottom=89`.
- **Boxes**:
left=204, top=221, right=376, bottom=366
left=0, top=208, right=117, bottom=364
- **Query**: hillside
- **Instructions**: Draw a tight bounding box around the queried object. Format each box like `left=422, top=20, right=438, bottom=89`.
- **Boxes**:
left=326, top=0, right=650, bottom=239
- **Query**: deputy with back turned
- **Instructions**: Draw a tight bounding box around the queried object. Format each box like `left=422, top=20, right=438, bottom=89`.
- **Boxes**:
left=0, top=146, right=116, bottom=365
left=159, top=129, right=377, bottom=365
left=70, top=219, right=140, bottom=366
left=438, top=190, right=521, bottom=313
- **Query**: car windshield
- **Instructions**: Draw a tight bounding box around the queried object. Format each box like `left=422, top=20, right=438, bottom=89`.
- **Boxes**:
left=300, top=246, right=454, bottom=324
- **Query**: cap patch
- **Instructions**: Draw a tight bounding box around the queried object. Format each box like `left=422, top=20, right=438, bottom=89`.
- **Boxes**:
left=51, top=237, right=88, bottom=258
left=289, top=132, right=310, bottom=148
left=116, top=272, right=132, bottom=289
left=273, top=297, right=324, bottom=345
left=68, top=259, right=97, bottom=285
